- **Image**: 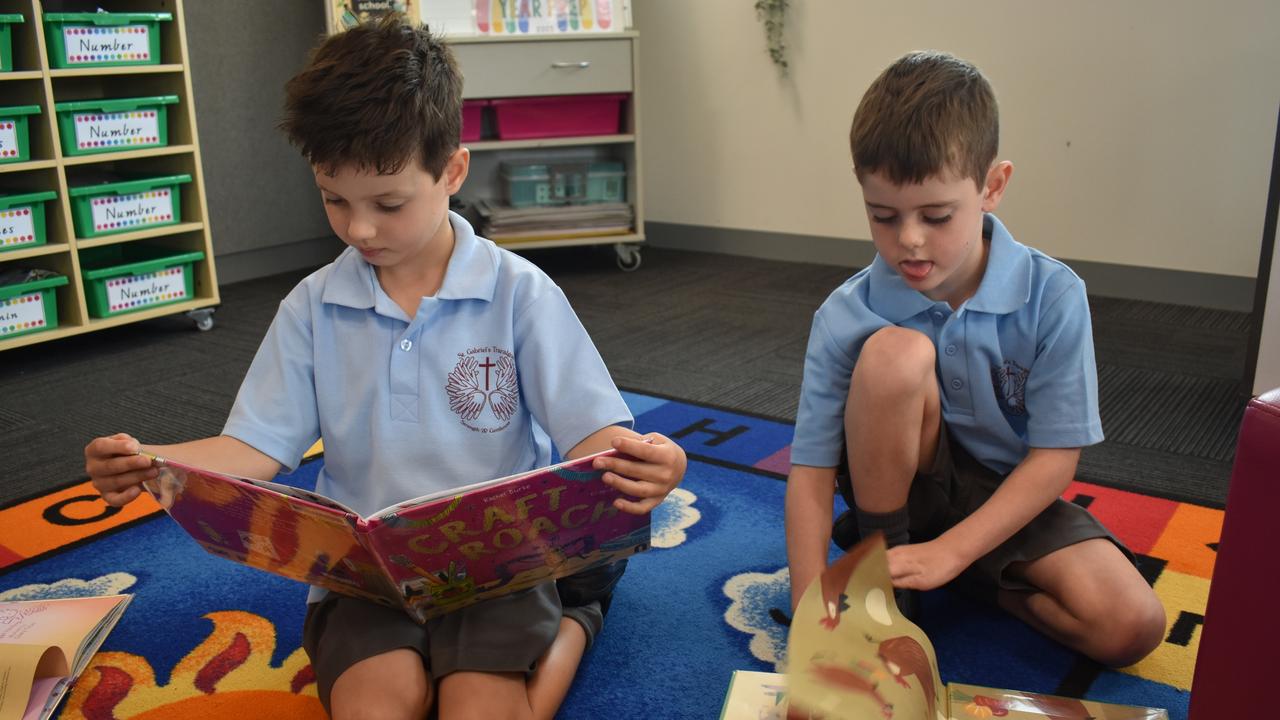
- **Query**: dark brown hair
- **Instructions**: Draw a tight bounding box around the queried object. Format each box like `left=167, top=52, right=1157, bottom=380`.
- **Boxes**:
left=850, top=51, right=998, bottom=189
left=280, top=14, right=463, bottom=178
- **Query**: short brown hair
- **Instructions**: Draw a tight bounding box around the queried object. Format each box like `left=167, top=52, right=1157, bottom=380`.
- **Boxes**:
left=849, top=51, right=998, bottom=189
left=280, top=14, right=463, bottom=178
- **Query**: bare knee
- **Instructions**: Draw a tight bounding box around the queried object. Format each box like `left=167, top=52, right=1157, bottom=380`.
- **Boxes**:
left=1078, top=588, right=1167, bottom=667
left=438, top=671, right=533, bottom=720
left=852, top=327, right=936, bottom=398
left=329, top=650, right=432, bottom=720
left=331, top=685, right=431, bottom=720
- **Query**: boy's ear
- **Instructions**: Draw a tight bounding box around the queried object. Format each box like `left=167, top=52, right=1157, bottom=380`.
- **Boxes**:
left=980, top=160, right=1013, bottom=212
left=443, top=147, right=470, bottom=194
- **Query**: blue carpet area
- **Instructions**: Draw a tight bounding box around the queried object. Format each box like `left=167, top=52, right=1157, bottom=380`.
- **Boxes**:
left=0, top=391, right=1187, bottom=719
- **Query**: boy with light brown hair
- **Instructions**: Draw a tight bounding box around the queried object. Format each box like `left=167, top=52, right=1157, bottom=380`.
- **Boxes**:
left=85, top=15, right=686, bottom=719
left=785, top=50, right=1165, bottom=667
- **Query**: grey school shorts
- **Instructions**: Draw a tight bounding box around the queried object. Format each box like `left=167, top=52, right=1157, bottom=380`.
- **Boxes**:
left=837, top=425, right=1135, bottom=600
left=302, top=583, right=564, bottom=712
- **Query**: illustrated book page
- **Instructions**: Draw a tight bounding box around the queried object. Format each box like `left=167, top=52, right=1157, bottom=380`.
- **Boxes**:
left=143, top=450, right=650, bottom=622
left=0, top=594, right=132, bottom=720
left=721, top=535, right=1168, bottom=719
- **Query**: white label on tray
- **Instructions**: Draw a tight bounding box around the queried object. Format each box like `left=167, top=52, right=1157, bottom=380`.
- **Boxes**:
left=0, top=292, right=47, bottom=336
left=90, top=190, right=172, bottom=233
left=73, top=111, right=161, bottom=152
left=61, top=25, right=152, bottom=64
left=0, top=120, right=18, bottom=160
left=105, top=265, right=188, bottom=313
left=0, top=206, right=37, bottom=248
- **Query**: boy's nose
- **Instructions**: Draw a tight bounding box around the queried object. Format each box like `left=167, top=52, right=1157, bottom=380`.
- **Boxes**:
left=898, top=223, right=926, bottom=249
left=347, top=215, right=376, bottom=242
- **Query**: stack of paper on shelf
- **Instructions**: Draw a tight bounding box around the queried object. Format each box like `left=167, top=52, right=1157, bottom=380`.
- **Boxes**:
left=474, top=200, right=633, bottom=242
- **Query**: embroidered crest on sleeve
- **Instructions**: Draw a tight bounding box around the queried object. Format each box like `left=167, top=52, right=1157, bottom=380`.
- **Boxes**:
left=991, top=360, right=1030, bottom=416
left=447, top=347, right=520, bottom=432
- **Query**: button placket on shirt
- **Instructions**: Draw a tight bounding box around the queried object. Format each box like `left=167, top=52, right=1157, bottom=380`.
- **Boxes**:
left=389, top=313, right=427, bottom=423
left=936, top=305, right=973, bottom=413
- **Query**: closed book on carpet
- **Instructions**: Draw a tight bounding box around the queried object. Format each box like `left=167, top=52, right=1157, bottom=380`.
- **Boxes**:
left=141, top=450, right=651, bottom=623
left=719, top=536, right=1168, bottom=720
left=0, top=594, right=132, bottom=720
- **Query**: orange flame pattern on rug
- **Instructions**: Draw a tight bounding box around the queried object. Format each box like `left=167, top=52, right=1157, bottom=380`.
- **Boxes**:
left=61, top=611, right=324, bottom=720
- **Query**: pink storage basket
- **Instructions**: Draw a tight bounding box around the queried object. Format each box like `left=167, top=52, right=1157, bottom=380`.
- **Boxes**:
left=490, top=93, right=627, bottom=140
left=461, top=99, right=488, bottom=142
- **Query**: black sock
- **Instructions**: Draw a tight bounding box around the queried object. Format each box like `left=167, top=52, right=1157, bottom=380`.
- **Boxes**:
left=854, top=505, right=910, bottom=549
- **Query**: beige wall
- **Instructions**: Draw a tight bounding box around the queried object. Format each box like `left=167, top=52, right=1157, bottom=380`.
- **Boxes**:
left=633, top=1, right=1280, bottom=278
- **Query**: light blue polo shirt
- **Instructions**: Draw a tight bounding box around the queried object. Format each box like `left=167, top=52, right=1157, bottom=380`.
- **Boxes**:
left=223, top=211, right=633, bottom=523
left=792, top=214, right=1103, bottom=475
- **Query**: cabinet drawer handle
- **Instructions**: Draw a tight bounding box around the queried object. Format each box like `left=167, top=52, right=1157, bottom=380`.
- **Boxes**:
left=551, top=61, right=591, bottom=69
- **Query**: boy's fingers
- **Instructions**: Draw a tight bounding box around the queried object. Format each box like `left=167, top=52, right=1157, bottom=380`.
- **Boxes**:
left=102, top=484, right=143, bottom=507
left=610, top=433, right=669, bottom=460
left=612, top=495, right=661, bottom=515
left=601, top=472, right=664, bottom=498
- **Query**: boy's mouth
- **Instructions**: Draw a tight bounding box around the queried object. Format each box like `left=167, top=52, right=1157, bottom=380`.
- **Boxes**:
left=899, top=260, right=933, bottom=281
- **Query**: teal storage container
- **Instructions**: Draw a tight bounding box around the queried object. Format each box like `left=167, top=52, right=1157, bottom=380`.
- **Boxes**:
left=585, top=161, right=625, bottom=204
left=0, top=13, right=23, bottom=72
left=0, top=272, right=66, bottom=339
left=80, top=244, right=203, bottom=318
left=68, top=174, right=190, bottom=238
left=54, top=95, right=178, bottom=157
left=500, top=161, right=588, bottom=207
left=0, top=190, right=56, bottom=252
left=0, top=104, right=39, bottom=163
left=43, top=12, right=171, bottom=68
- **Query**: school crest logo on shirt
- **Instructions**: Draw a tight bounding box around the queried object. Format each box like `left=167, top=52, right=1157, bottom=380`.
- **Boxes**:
left=447, top=347, right=519, bottom=433
left=992, top=360, right=1030, bottom=416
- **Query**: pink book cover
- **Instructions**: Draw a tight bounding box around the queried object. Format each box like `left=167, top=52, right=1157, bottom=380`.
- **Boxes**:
left=142, top=449, right=650, bottom=622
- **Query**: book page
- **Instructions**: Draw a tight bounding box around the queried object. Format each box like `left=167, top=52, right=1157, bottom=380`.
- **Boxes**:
left=365, top=449, right=651, bottom=621
left=719, top=671, right=793, bottom=720
left=0, top=596, right=125, bottom=675
left=21, top=676, right=66, bottom=720
left=0, top=644, right=65, bottom=720
left=947, top=684, right=1170, bottom=719
left=144, top=461, right=399, bottom=604
left=787, top=535, right=945, bottom=720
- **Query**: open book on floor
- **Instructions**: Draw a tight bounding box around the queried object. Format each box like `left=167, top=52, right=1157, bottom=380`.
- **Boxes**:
left=719, top=535, right=1167, bottom=720
left=0, top=594, right=132, bottom=720
left=141, top=449, right=651, bottom=623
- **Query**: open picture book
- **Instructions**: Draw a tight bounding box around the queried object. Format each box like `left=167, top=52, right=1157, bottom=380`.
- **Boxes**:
left=720, top=535, right=1167, bottom=720
left=0, top=594, right=132, bottom=720
left=141, top=449, right=650, bottom=623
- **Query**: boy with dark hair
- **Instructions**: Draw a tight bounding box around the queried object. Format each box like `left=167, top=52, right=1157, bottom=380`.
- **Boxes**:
left=785, top=50, right=1166, bottom=667
left=85, top=15, right=687, bottom=719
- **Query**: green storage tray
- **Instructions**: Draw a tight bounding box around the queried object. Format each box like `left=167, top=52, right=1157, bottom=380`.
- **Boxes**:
left=0, top=190, right=56, bottom=252
left=80, top=244, right=203, bottom=318
left=501, top=161, right=588, bottom=207
left=43, top=12, right=171, bottom=68
left=0, top=273, right=66, bottom=339
left=68, top=174, right=190, bottom=238
left=0, top=14, right=24, bottom=72
left=54, top=95, right=178, bottom=157
left=585, top=161, right=625, bottom=204
left=0, top=104, right=40, bottom=163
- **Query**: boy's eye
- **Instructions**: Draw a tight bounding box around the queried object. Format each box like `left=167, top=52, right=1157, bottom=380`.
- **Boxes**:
left=377, top=204, right=404, bottom=213
left=323, top=196, right=346, bottom=206
left=870, top=215, right=897, bottom=224
left=923, top=214, right=952, bottom=225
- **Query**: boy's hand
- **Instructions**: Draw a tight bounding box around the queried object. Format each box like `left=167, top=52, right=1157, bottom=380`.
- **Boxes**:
left=85, top=433, right=157, bottom=507
left=886, top=539, right=967, bottom=591
left=594, top=432, right=687, bottom=515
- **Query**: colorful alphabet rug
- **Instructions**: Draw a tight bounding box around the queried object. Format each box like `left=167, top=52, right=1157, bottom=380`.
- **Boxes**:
left=0, top=391, right=1213, bottom=719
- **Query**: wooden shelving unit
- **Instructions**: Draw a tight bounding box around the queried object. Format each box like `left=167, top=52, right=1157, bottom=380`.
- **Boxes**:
left=450, top=30, right=645, bottom=271
left=0, top=0, right=218, bottom=351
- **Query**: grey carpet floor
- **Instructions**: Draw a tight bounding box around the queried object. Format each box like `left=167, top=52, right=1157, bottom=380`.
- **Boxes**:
left=0, top=245, right=1252, bottom=508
